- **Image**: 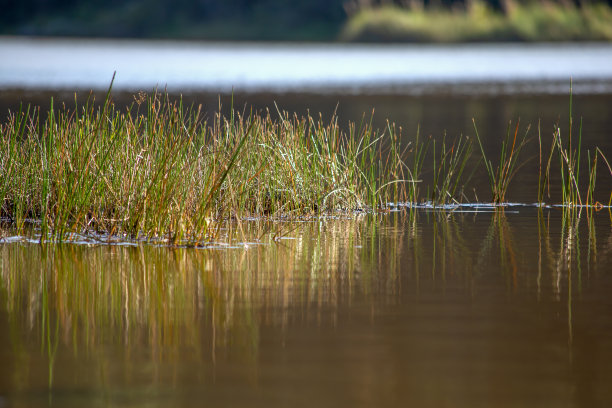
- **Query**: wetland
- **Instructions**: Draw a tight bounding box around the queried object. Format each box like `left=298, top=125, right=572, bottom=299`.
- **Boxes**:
left=1, top=38, right=612, bottom=407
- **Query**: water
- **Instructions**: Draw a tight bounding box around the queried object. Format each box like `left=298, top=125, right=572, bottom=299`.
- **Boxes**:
left=2, top=38, right=612, bottom=407
left=1, top=38, right=612, bottom=93
left=1, top=209, right=612, bottom=407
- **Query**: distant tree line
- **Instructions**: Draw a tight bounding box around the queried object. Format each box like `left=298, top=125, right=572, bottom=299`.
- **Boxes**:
left=1, top=0, right=345, bottom=38
left=2, top=0, right=611, bottom=39
left=346, top=0, right=612, bottom=14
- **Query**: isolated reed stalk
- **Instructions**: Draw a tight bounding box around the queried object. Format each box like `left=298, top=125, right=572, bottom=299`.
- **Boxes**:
left=596, top=147, right=612, bottom=207
left=552, top=81, right=584, bottom=209
left=554, top=124, right=583, bottom=207
left=538, top=122, right=548, bottom=205
left=586, top=150, right=597, bottom=212
left=406, top=125, right=428, bottom=204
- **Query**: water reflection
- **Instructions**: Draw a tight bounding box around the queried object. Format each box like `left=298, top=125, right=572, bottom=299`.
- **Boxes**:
left=1, top=210, right=612, bottom=406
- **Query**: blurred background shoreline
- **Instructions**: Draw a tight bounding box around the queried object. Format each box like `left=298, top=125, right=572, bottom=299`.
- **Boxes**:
left=3, top=0, right=612, bottom=43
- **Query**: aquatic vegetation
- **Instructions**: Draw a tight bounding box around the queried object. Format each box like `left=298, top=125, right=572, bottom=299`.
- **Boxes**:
left=0, top=87, right=412, bottom=244
left=430, top=133, right=473, bottom=205
left=473, top=119, right=529, bottom=204
left=549, top=121, right=612, bottom=210
left=1, top=86, right=611, bottom=245
left=537, top=86, right=612, bottom=210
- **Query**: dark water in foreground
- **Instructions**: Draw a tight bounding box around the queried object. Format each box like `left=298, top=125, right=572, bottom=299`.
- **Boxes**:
left=2, top=209, right=612, bottom=407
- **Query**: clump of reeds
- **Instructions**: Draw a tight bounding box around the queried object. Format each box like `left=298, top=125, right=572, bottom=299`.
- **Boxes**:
left=539, top=127, right=611, bottom=210
left=2, top=84, right=611, bottom=246
left=538, top=85, right=612, bottom=211
left=429, top=133, right=473, bottom=205
left=474, top=119, right=530, bottom=204
left=0, top=87, right=412, bottom=245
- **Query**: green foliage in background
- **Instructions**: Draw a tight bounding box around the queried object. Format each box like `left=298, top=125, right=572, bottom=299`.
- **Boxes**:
left=341, top=1, right=612, bottom=42
left=2, top=0, right=612, bottom=41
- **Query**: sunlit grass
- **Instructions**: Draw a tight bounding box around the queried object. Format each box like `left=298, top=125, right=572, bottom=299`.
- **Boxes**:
left=473, top=119, right=530, bottom=204
left=341, top=2, right=612, bottom=42
left=1, top=86, right=611, bottom=245
left=0, top=87, right=413, bottom=244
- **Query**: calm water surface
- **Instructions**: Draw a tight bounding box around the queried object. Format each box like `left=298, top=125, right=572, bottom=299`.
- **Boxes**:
left=1, top=209, right=612, bottom=407
left=1, top=38, right=612, bottom=93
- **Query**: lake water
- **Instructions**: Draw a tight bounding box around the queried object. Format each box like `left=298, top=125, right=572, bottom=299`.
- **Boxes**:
left=1, top=37, right=612, bottom=94
left=2, top=210, right=612, bottom=407
left=1, top=38, right=612, bottom=407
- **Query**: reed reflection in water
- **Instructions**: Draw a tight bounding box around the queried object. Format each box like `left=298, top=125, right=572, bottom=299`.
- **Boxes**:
left=1, top=210, right=612, bottom=407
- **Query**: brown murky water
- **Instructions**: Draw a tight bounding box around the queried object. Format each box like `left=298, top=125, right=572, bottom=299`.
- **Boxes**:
left=2, top=208, right=612, bottom=407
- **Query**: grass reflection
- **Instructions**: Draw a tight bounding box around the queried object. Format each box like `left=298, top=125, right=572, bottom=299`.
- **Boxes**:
left=1, top=217, right=395, bottom=387
left=1, top=210, right=611, bottom=394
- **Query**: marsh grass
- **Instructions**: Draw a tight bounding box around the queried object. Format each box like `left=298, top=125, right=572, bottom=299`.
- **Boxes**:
left=0, top=89, right=414, bottom=244
left=538, top=126, right=612, bottom=211
left=406, top=125, right=428, bottom=204
left=474, top=119, right=530, bottom=203
left=1, top=87, right=611, bottom=245
left=430, top=134, right=473, bottom=205
left=537, top=85, right=612, bottom=211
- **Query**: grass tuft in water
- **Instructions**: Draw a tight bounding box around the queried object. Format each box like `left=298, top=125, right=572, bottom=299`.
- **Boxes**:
left=430, top=133, right=473, bottom=205
left=2, top=87, right=611, bottom=245
left=0, top=89, right=414, bottom=244
left=474, top=118, right=530, bottom=204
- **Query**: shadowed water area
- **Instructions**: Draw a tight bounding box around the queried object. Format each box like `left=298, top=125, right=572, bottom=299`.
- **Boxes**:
left=1, top=209, right=612, bottom=407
